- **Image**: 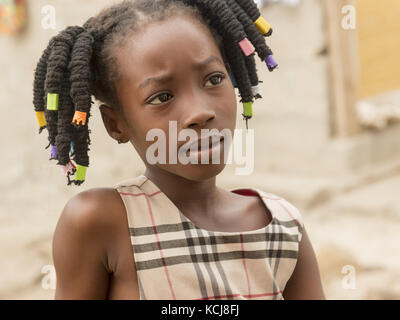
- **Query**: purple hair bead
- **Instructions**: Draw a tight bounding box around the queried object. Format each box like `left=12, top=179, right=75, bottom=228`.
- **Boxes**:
left=50, top=144, right=57, bottom=159
left=265, top=55, right=278, bottom=72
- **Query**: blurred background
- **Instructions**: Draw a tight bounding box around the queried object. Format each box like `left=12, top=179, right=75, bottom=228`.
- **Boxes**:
left=0, top=0, right=399, bottom=299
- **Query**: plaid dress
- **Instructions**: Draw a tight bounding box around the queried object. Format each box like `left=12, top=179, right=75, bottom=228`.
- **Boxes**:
left=114, top=174, right=304, bottom=300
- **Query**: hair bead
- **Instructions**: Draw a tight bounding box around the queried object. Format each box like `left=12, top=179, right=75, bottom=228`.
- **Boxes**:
left=46, top=93, right=59, bottom=111
left=265, top=55, right=278, bottom=72
left=251, top=85, right=262, bottom=99
left=238, top=37, right=255, bottom=56
left=72, top=110, right=87, bottom=127
left=35, top=111, right=47, bottom=133
left=242, top=101, right=253, bottom=130
left=229, top=71, right=238, bottom=88
left=70, top=141, right=75, bottom=156
left=50, top=144, right=57, bottom=160
left=254, top=16, right=273, bottom=37
left=60, top=160, right=76, bottom=176
left=242, top=101, right=253, bottom=118
left=74, top=164, right=88, bottom=184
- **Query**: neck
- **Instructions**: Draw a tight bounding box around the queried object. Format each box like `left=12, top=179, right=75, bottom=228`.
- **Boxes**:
left=143, top=166, right=222, bottom=218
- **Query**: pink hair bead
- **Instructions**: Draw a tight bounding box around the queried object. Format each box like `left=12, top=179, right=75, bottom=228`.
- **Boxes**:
left=238, top=38, right=255, bottom=56
left=61, top=160, right=77, bottom=176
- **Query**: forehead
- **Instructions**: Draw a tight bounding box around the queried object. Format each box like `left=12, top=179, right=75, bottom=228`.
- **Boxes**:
left=114, top=15, right=222, bottom=81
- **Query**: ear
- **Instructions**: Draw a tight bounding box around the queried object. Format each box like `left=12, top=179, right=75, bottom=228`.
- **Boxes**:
left=99, top=104, right=129, bottom=143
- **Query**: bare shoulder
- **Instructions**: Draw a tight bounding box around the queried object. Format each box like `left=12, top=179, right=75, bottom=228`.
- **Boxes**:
left=282, top=226, right=326, bottom=300
left=58, top=188, right=125, bottom=233
left=53, top=187, right=131, bottom=299
left=55, top=187, right=130, bottom=270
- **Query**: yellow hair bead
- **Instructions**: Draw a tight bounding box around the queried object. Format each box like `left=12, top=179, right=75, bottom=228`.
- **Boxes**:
left=35, top=111, right=47, bottom=128
left=254, top=16, right=272, bottom=36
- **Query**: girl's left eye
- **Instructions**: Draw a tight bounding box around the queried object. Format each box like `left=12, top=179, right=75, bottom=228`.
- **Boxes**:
left=145, top=73, right=227, bottom=106
left=205, top=73, right=226, bottom=87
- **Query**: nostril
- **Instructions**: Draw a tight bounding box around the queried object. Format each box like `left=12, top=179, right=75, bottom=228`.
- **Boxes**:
left=185, top=113, right=216, bottom=129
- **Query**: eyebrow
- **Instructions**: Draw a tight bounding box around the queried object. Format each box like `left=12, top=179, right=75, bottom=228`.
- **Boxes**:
left=137, top=56, right=224, bottom=90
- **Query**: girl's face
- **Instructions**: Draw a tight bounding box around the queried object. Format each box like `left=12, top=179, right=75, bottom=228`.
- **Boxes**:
left=101, top=14, right=237, bottom=181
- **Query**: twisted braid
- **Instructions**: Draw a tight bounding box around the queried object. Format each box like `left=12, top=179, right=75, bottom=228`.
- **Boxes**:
left=45, top=27, right=83, bottom=161
left=33, top=37, right=56, bottom=134
left=226, top=0, right=277, bottom=71
left=235, top=0, right=274, bottom=37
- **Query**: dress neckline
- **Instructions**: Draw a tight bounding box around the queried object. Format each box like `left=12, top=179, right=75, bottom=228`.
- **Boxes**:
left=141, top=174, right=275, bottom=235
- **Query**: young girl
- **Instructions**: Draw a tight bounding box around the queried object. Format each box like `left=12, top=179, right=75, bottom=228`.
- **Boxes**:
left=33, top=0, right=325, bottom=300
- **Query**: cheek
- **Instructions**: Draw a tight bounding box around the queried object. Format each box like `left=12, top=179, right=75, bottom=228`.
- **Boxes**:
left=128, top=118, right=171, bottom=158
left=123, top=114, right=141, bottom=141
left=120, top=108, right=150, bottom=150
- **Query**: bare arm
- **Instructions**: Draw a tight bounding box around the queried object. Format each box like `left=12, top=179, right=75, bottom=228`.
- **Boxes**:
left=282, top=227, right=326, bottom=299
left=52, top=190, right=111, bottom=299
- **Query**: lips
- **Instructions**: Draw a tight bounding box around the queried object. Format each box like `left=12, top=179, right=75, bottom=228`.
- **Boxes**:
left=206, top=136, right=224, bottom=151
left=188, top=134, right=224, bottom=152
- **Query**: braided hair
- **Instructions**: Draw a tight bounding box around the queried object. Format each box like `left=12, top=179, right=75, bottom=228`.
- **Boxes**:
left=32, top=0, right=278, bottom=186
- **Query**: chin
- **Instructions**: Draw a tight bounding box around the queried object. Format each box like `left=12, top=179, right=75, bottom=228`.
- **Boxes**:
left=165, top=162, right=227, bottom=182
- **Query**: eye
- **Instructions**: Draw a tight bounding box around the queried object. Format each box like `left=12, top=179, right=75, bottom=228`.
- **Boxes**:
left=205, top=73, right=226, bottom=87
left=146, top=92, right=173, bottom=106
left=145, top=73, right=226, bottom=106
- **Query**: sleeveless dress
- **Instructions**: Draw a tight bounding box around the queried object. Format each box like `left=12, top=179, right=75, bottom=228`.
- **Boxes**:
left=113, top=174, right=305, bottom=300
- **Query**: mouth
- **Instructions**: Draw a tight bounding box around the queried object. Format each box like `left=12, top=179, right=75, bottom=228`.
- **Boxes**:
left=184, top=135, right=225, bottom=159
left=197, top=136, right=224, bottom=152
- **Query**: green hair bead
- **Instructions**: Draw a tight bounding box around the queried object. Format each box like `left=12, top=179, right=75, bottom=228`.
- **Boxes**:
left=47, top=93, right=59, bottom=111
left=242, top=101, right=253, bottom=118
left=75, top=165, right=87, bottom=182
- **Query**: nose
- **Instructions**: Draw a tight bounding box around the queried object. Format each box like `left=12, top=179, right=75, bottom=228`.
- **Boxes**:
left=184, top=110, right=216, bottom=129
left=182, top=91, right=216, bottom=129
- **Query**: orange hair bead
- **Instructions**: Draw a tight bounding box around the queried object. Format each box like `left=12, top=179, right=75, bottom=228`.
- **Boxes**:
left=72, top=111, right=87, bottom=126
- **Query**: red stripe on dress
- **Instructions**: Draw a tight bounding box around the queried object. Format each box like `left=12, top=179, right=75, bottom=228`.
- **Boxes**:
left=118, top=190, right=162, bottom=197
left=143, top=193, right=176, bottom=300
left=120, top=189, right=177, bottom=299
left=261, top=195, right=300, bottom=227
left=239, top=233, right=251, bottom=299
